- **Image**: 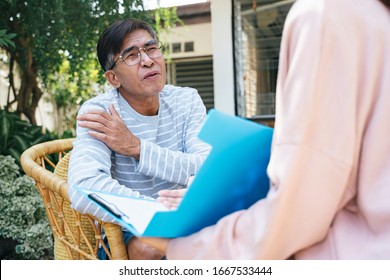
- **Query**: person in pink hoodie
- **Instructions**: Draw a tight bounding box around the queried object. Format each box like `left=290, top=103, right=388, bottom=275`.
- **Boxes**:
left=145, top=0, right=390, bottom=259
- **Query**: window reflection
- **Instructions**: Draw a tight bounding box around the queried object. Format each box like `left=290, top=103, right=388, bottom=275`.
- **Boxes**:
left=234, top=0, right=294, bottom=118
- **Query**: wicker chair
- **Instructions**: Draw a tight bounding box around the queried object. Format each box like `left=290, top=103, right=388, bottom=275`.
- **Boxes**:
left=20, top=138, right=128, bottom=260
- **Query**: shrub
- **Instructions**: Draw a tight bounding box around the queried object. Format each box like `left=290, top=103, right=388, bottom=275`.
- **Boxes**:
left=0, top=155, right=53, bottom=259
left=0, top=109, right=54, bottom=171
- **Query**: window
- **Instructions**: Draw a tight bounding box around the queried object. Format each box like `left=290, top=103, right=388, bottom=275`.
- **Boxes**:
left=233, top=0, right=294, bottom=118
left=167, top=58, right=214, bottom=112
left=184, top=41, right=194, bottom=52
left=172, top=42, right=182, bottom=53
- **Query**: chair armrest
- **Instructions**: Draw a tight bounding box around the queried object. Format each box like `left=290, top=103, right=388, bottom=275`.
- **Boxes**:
left=102, top=222, right=128, bottom=260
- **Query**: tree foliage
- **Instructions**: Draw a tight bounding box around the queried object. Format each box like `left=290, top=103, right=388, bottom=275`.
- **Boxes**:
left=0, top=0, right=180, bottom=129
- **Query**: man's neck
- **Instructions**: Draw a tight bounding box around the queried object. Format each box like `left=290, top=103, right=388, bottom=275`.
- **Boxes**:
left=118, top=90, right=159, bottom=116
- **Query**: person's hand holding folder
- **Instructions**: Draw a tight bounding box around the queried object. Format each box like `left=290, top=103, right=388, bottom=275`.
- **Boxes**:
left=137, top=189, right=188, bottom=256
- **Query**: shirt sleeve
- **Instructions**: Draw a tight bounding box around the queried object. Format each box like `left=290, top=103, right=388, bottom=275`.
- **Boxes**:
left=166, top=0, right=361, bottom=259
left=68, top=102, right=143, bottom=224
left=136, top=91, right=211, bottom=186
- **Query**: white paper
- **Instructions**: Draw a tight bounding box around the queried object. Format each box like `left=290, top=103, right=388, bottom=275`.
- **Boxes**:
left=84, top=190, right=169, bottom=234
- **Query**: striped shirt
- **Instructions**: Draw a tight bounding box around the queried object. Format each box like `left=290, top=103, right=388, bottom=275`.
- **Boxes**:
left=68, top=85, right=211, bottom=223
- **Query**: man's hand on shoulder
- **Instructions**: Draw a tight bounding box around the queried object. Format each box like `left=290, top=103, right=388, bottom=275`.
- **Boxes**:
left=77, top=104, right=140, bottom=159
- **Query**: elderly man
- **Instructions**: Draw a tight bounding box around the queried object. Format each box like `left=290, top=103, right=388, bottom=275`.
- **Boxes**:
left=68, top=18, right=211, bottom=260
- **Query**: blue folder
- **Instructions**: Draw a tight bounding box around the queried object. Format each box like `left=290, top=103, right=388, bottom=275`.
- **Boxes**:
left=81, top=109, right=273, bottom=237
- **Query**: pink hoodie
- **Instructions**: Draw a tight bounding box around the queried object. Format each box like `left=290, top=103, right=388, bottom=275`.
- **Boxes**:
left=166, top=0, right=390, bottom=259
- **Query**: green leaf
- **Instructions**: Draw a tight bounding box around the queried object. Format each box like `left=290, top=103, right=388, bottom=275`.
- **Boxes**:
left=6, top=33, right=17, bottom=40
left=13, top=135, right=29, bottom=153
left=0, top=113, right=11, bottom=143
left=31, top=135, right=50, bottom=145
left=14, top=119, right=31, bottom=127
left=19, top=132, right=34, bottom=141
left=6, top=41, right=15, bottom=48
left=8, top=148, right=21, bottom=164
left=28, top=126, right=43, bottom=136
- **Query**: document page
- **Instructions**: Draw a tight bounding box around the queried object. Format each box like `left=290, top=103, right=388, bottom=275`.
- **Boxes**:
left=85, top=190, right=170, bottom=234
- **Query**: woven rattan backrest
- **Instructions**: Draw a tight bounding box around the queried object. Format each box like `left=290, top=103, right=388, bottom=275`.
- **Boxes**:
left=52, top=152, right=99, bottom=259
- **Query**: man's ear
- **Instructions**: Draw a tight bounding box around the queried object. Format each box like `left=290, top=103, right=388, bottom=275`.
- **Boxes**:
left=104, top=70, right=121, bottom=88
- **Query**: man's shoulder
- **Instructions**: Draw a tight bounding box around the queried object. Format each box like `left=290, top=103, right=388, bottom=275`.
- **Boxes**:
left=162, top=85, right=197, bottom=96
left=160, top=85, right=199, bottom=103
left=160, top=85, right=206, bottom=112
left=81, top=88, right=118, bottom=108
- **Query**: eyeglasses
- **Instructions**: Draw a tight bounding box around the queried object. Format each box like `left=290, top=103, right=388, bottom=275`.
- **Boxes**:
left=109, top=41, right=164, bottom=70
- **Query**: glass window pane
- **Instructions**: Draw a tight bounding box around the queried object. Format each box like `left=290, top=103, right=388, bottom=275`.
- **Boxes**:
left=184, top=41, right=194, bottom=52
left=233, top=0, right=294, bottom=118
left=172, top=42, right=182, bottom=53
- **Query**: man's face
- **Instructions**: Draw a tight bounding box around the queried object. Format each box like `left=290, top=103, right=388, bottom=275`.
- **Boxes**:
left=108, top=29, right=166, bottom=99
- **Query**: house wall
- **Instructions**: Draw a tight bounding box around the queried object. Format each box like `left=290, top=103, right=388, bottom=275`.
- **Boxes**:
left=0, top=65, right=8, bottom=107
left=163, top=0, right=236, bottom=116
left=161, top=22, right=213, bottom=59
left=210, top=0, right=235, bottom=115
